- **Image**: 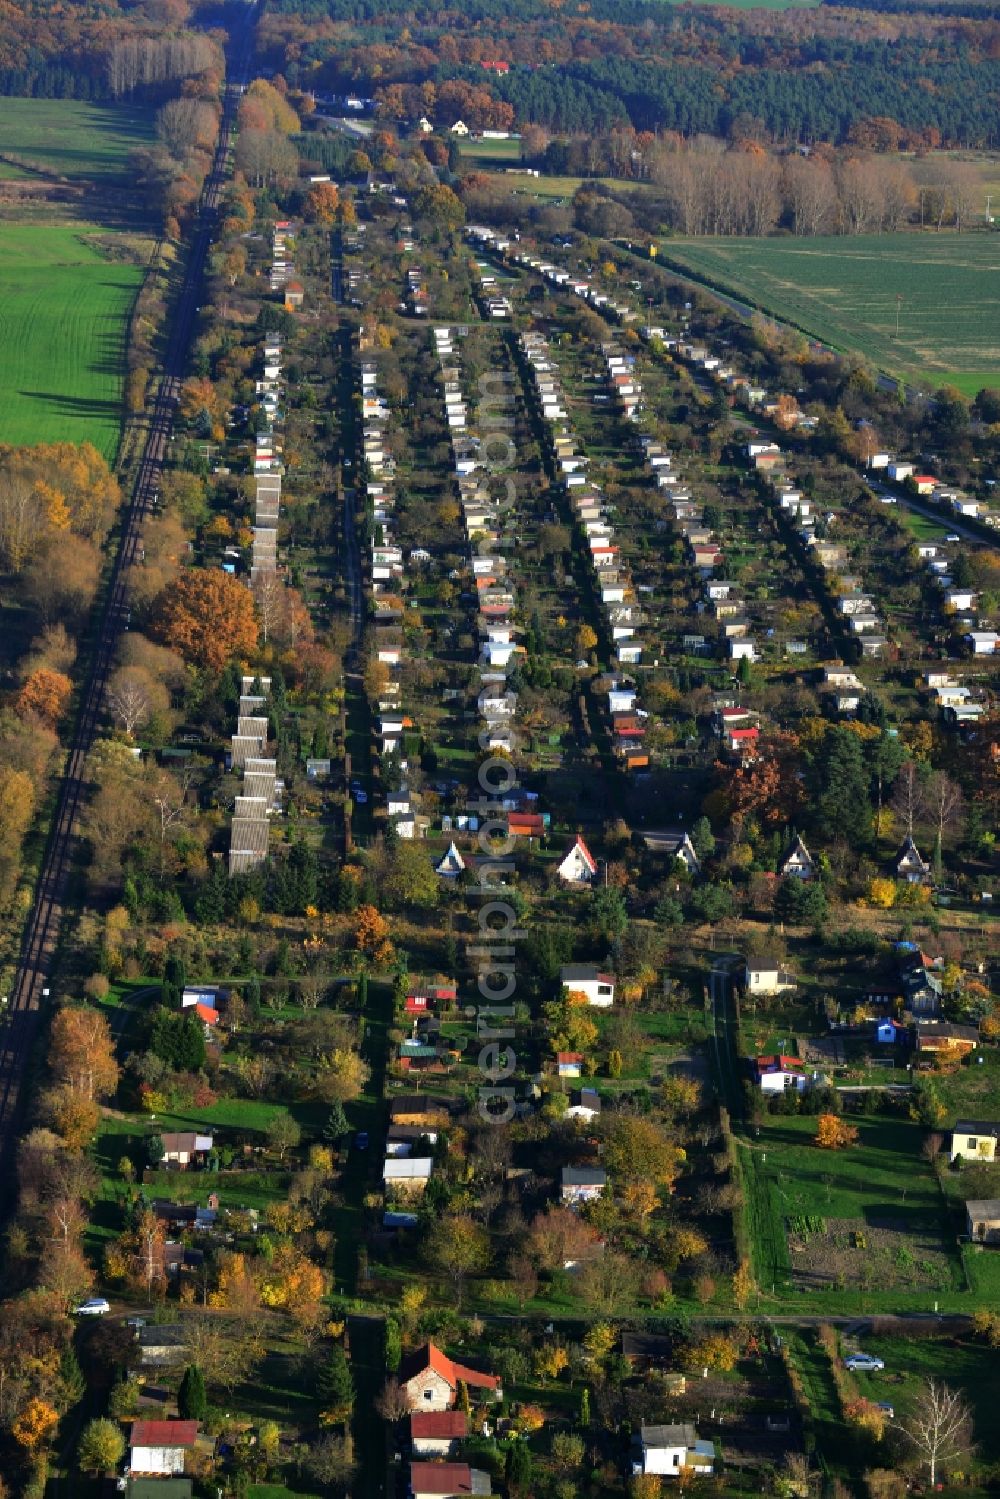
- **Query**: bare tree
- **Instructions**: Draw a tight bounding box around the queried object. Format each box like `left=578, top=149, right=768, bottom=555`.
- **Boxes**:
left=784, top=155, right=837, bottom=236
left=837, top=158, right=883, bottom=233
left=253, top=568, right=284, bottom=645
left=150, top=766, right=193, bottom=871
left=891, top=758, right=921, bottom=837
left=923, top=769, right=963, bottom=855
left=375, top=1376, right=412, bottom=1421
left=107, top=666, right=156, bottom=737
left=949, top=161, right=982, bottom=231
left=902, top=1379, right=973, bottom=1486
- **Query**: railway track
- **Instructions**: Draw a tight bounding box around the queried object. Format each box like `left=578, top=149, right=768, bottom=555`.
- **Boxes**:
left=0, top=35, right=253, bottom=1183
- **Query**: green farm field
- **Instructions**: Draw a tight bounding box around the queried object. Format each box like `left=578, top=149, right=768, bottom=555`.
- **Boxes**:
left=0, top=99, right=156, bottom=460
left=658, top=233, right=1000, bottom=392
left=0, top=96, right=154, bottom=183
left=0, top=225, right=145, bottom=460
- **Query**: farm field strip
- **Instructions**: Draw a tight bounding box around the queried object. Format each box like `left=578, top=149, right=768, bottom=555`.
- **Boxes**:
left=0, top=97, right=154, bottom=183
left=0, top=224, right=145, bottom=460
left=657, top=234, right=1000, bottom=390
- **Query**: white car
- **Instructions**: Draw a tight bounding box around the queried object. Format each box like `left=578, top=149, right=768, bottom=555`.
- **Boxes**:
left=74, top=1297, right=110, bottom=1317
left=844, top=1353, right=884, bottom=1372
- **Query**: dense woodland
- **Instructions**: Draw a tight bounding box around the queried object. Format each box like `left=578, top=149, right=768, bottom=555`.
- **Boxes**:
left=0, top=0, right=224, bottom=99
left=257, top=0, right=1000, bottom=145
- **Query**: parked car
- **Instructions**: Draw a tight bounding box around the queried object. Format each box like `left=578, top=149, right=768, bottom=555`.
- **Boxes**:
left=844, top=1354, right=885, bottom=1372
left=355, top=1131, right=369, bottom=1150
left=877, top=1402, right=895, bottom=1419
left=74, top=1298, right=110, bottom=1317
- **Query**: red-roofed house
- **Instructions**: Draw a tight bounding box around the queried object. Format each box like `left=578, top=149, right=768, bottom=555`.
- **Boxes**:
left=755, top=1055, right=807, bottom=1094
left=410, top=1409, right=468, bottom=1457
left=508, top=810, right=545, bottom=839
left=727, top=725, right=760, bottom=757
left=480, top=58, right=510, bottom=72
left=405, top=980, right=458, bottom=1015
left=556, top=835, right=598, bottom=886
left=195, top=1003, right=219, bottom=1031
left=410, top=1464, right=490, bottom=1498
left=400, top=1343, right=502, bottom=1411
left=557, top=1052, right=584, bottom=1078
left=130, top=1420, right=199, bottom=1475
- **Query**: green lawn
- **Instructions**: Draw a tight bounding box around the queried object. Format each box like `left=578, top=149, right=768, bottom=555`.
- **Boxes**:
left=857, top=1334, right=1000, bottom=1467
left=0, top=97, right=153, bottom=183
left=658, top=233, right=1000, bottom=391
left=742, top=1115, right=968, bottom=1309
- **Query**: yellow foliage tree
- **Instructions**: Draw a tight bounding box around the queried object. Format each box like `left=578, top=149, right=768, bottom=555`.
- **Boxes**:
left=815, top=1114, right=859, bottom=1150
left=12, top=1397, right=59, bottom=1452
left=533, top=1344, right=569, bottom=1380
left=867, top=878, right=897, bottom=909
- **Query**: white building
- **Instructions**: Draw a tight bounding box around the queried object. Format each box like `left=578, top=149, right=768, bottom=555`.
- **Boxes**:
left=560, top=964, right=615, bottom=1007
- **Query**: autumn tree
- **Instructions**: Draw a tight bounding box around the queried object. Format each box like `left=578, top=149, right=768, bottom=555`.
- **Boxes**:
left=153, top=568, right=259, bottom=670
left=525, top=1205, right=601, bottom=1272
left=305, top=181, right=340, bottom=224
left=423, top=1214, right=491, bottom=1305
left=815, top=1114, right=859, bottom=1150
left=17, top=668, right=72, bottom=730
left=49, top=1007, right=118, bottom=1103
left=354, top=904, right=392, bottom=964
left=600, top=1114, right=683, bottom=1189
left=12, top=1396, right=58, bottom=1452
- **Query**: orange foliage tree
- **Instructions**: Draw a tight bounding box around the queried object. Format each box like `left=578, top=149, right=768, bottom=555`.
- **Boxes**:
left=354, top=904, right=393, bottom=965
left=49, top=1007, right=119, bottom=1102
left=815, top=1114, right=859, bottom=1150
left=153, top=569, right=259, bottom=670
left=17, top=668, right=72, bottom=729
left=12, top=1396, right=59, bottom=1452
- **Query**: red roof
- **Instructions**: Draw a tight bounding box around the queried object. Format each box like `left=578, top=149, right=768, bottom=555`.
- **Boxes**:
left=400, top=1342, right=500, bottom=1396
left=756, top=1054, right=804, bottom=1073
left=410, top=1411, right=468, bottom=1439
left=131, top=1420, right=198, bottom=1449
left=563, top=835, right=597, bottom=874
left=410, top=1465, right=474, bottom=1496
left=729, top=727, right=760, bottom=742
left=509, top=811, right=545, bottom=836
left=557, top=1052, right=584, bottom=1064
left=195, top=1004, right=219, bottom=1025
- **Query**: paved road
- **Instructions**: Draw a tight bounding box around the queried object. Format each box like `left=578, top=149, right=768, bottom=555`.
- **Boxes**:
left=867, top=478, right=998, bottom=551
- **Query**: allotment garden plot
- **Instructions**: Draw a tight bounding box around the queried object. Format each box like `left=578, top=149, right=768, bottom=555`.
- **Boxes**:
left=747, top=1116, right=963, bottom=1299
left=661, top=234, right=1000, bottom=390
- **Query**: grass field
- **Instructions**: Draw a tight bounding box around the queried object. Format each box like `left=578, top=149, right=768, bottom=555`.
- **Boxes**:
left=658, top=233, right=1000, bottom=391
left=857, top=1334, right=1000, bottom=1466
left=0, top=224, right=145, bottom=460
left=0, top=100, right=156, bottom=460
left=0, top=97, right=153, bottom=183
left=743, top=1116, right=967, bottom=1308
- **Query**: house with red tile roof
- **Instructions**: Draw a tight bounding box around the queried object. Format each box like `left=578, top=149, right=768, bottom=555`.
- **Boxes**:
left=410, top=1409, right=468, bottom=1457
left=400, top=1343, right=501, bottom=1411
left=130, top=1420, right=198, bottom=1475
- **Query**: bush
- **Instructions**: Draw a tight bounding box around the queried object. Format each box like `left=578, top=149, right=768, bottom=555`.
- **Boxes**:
left=84, top=973, right=111, bottom=1001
